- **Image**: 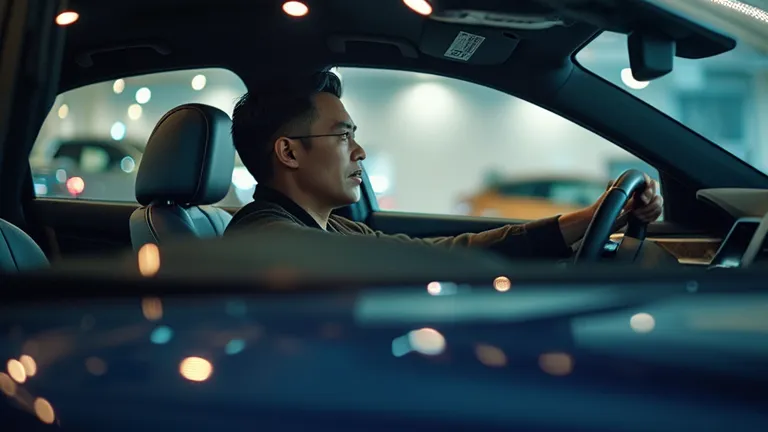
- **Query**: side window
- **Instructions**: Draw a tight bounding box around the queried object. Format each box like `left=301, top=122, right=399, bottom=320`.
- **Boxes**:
left=550, top=182, right=607, bottom=208
left=336, top=68, right=660, bottom=220
left=31, top=68, right=249, bottom=204
left=497, top=182, right=549, bottom=198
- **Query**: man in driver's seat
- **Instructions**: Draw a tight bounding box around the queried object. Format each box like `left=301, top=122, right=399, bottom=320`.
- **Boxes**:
left=225, top=71, right=662, bottom=259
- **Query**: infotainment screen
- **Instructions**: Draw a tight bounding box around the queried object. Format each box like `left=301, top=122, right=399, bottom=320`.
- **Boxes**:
left=709, top=218, right=761, bottom=268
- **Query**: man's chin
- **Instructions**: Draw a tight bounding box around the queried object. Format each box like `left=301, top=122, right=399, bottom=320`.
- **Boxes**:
left=343, top=188, right=362, bottom=205
left=348, top=191, right=362, bottom=204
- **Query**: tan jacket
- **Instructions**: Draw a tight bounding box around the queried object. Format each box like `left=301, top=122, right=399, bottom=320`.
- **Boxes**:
left=226, top=187, right=573, bottom=260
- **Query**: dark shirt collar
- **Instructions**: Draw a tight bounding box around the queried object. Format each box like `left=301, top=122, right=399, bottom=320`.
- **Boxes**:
left=252, top=185, right=325, bottom=230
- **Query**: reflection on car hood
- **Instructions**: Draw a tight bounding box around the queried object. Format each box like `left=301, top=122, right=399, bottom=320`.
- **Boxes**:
left=1, top=281, right=768, bottom=431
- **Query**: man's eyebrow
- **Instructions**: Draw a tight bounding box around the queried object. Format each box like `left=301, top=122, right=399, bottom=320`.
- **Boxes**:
left=332, top=121, right=357, bottom=131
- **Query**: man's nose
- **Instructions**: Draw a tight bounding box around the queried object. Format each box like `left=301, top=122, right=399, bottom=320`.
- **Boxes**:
left=352, top=139, right=366, bottom=161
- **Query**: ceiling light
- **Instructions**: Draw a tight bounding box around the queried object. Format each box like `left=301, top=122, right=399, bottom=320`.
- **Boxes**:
left=427, top=281, right=442, bottom=295
left=403, top=0, right=432, bottom=16
left=0, top=373, right=16, bottom=396
left=120, top=156, right=136, bottom=173
left=57, top=104, right=69, bottom=119
left=283, top=1, right=309, bottom=17
left=141, top=296, right=163, bottom=319
left=135, top=87, right=151, bottom=104
left=33, top=397, right=56, bottom=424
left=110, top=121, right=126, bottom=141
left=66, top=176, right=85, bottom=196
left=538, top=352, right=574, bottom=376
left=179, top=357, right=213, bottom=382
left=630, top=312, right=656, bottom=333
left=225, top=339, right=246, bottom=355
left=408, top=328, right=445, bottom=356
left=6, top=359, right=26, bottom=383
left=127, top=104, right=142, bottom=120
left=113, top=79, right=125, bottom=94
left=493, top=276, right=511, bottom=292
left=191, top=74, right=207, bottom=91
left=138, top=247, right=161, bottom=278
left=620, top=68, right=649, bottom=90
left=19, top=355, right=37, bottom=377
left=150, top=326, right=174, bottom=345
left=55, top=11, right=79, bottom=26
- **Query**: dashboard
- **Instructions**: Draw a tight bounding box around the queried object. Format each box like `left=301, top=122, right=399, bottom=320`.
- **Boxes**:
left=607, top=188, right=768, bottom=268
left=698, top=189, right=768, bottom=269
left=708, top=218, right=761, bottom=268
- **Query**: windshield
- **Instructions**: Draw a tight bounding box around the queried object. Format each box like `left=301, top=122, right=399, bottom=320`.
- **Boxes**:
left=576, top=0, right=768, bottom=173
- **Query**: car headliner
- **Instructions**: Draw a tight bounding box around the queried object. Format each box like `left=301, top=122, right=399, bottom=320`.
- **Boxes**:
left=61, top=0, right=595, bottom=92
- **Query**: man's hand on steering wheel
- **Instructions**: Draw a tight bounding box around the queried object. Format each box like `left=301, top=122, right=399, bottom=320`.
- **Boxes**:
left=558, top=171, right=663, bottom=261
left=594, top=173, right=663, bottom=230
left=570, top=171, right=663, bottom=262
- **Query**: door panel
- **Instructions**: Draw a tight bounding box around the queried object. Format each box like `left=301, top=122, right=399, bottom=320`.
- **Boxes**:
left=27, top=198, right=139, bottom=257
left=365, top=211, right=711, bottom=238
left=365, top=211, right=717, bottom=265
left=27, top=199, right=242, bottom=259
left=366, top=211, right=525, bottom=237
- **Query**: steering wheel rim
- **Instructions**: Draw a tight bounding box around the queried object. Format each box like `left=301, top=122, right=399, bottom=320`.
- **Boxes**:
left=574, top=169, right=649, bottom=263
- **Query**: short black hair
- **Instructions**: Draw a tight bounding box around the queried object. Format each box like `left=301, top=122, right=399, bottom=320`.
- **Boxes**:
left=231, top=71, right=343, bottom=183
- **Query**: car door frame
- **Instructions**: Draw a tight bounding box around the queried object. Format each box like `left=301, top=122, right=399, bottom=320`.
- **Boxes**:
left=0, top=0, right=64, bottom=233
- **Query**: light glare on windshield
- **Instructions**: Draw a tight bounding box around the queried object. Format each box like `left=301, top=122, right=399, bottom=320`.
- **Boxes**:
left=710, top=0, right=768, bottom=22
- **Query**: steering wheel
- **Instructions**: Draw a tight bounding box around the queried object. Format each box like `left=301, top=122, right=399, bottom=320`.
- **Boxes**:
left=574, top=169, right=649, bottom=263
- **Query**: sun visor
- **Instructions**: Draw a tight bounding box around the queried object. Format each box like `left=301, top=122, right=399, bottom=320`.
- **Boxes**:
left=419, top=20, right=520, bottom=65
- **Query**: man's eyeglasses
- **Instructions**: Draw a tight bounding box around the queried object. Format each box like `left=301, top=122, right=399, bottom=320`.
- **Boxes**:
left=265, top=131, right=353, bottom=157
left=286, top=131, right=352, bottom=140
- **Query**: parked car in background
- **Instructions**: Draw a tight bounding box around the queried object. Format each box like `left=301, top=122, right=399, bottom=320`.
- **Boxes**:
left=30, top=138, right=143, bottom=201
left=30, top=138, right=249, bottom=207
left=459, top=175, right=608, bottom=220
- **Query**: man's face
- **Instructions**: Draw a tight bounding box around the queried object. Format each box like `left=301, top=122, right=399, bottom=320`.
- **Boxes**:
left=292, top=92, right=366, bottom=208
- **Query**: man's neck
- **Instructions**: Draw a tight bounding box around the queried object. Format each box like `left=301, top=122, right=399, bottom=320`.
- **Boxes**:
left=264, top=182, right=333, bottom=230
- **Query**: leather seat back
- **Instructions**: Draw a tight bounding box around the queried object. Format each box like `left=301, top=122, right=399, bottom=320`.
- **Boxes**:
left=129, top=104, right=235, bottom=251
left=0, top=219, right=48, bottom=272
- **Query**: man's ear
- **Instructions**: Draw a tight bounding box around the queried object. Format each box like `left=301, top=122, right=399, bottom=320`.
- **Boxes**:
left=273, top=137, right=300, bottom=169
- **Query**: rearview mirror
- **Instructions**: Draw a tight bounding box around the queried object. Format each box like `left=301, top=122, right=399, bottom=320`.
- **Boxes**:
left=627, top=30, right=675, bottom=81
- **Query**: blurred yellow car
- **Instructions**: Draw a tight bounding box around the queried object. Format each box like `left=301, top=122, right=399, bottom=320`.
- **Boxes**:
left=459, top=176, right=609, bottom=220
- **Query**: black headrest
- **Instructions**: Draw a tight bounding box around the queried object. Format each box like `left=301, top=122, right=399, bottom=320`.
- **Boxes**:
left=136, top=104, right=235, bottom=206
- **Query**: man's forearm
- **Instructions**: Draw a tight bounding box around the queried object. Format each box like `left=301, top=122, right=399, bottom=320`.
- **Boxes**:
left=557, top=207, right=596, bottom=246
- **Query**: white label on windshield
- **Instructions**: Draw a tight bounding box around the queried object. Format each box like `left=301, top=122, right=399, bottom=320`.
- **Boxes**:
left=444, top=31, right=485, bottom=61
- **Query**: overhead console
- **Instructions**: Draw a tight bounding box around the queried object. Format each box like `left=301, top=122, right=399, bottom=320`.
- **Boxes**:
left=421, top=0, right=737, bottom=77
